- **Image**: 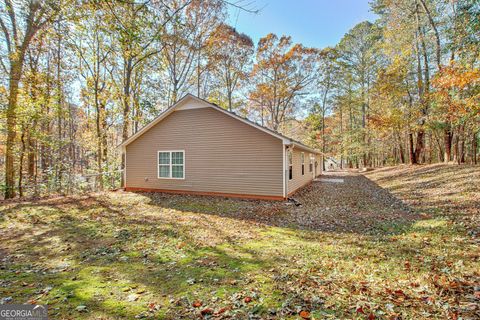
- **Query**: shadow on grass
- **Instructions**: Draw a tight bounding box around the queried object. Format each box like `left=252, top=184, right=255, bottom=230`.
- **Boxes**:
left=3, top=169, right=476, bottom=318
left=131, top=173, right=421, bottom=238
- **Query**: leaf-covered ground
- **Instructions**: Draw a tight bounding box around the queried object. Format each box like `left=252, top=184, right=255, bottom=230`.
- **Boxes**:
left=0, top=164, right=479, bottom=319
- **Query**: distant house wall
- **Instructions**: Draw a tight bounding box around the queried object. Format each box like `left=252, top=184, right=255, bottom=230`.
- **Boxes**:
left=315, top=154, right=322, bottom=177
left=125, top=107, right=284, bottom=198
left=287, top=147, right=317, bottom=196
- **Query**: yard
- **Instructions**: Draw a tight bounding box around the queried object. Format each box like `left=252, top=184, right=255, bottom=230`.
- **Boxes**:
left=0, top=164, right=479, bottom=319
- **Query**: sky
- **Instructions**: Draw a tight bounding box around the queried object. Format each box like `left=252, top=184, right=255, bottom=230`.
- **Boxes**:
left=226, top=0, right=378, bottom=49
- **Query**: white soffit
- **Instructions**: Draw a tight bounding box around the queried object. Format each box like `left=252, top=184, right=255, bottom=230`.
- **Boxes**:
left=175, top=100, right=209, bottom=110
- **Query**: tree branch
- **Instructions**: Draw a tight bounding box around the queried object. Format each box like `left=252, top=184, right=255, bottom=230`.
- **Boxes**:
left=4, top=0, right=17, bottom=46
left=0, top=15, right=11, bottom=55
left=221, top=0, right=261, bottom=14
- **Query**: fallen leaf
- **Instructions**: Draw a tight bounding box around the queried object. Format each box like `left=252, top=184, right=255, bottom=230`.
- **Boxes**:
left=201, top=308, right=213, bottom=315
left=216, top=306, right=229, bottom=314
left=177, top=242, right=186, bottom=249
left=148, top=303, right=157, bottom=311
left=192, top=300, right=202, bottom=308
left=299, top=310, right=311, bottom=319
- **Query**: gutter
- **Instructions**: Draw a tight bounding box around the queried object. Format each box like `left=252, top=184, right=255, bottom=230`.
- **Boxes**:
left=284, top=140, right=321, bottom=155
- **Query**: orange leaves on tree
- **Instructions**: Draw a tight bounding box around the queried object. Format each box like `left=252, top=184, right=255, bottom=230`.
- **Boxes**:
left=431, top=62, right=480, bottom=122
left=250, top=33, right=319, bottom=130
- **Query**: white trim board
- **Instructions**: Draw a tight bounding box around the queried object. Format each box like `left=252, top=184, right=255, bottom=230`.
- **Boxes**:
left=157, top=150, right=185, bottom=180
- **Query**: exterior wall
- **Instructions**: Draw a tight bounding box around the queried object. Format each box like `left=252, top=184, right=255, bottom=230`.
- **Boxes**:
left=287, top=147, right=317, bottom=196
left=125, top=107, right=284, bottom=197
left=315, top=154, right=323, bottom=177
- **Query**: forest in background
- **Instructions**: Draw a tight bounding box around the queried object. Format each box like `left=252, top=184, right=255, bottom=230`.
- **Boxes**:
left=0, top=0, right=479, bottom=199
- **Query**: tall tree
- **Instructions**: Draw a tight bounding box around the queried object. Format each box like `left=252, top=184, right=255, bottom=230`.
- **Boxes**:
left=1, top=0, right=61, bottom=198
left=71, top=2, right=113, bottom=190
left=336, top=21, right=381, bottom=167
left=206, top=23, right=253, bottom=111
left=316, top=47, right=338, bottom=168
left=250, top=34, right=319, bottom=131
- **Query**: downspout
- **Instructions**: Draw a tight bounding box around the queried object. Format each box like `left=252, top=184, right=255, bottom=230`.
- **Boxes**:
left=282, top=144, right=286, bottom=199
left=122, top=145, right=127, bottom=189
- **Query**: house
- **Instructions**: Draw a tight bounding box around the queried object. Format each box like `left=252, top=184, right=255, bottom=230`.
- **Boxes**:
left=120, top=94, right=322, bottom=200
left=325, top=157, right=340, bottom=171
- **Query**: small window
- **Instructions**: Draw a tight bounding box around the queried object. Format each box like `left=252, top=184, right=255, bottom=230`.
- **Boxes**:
left=158, top=150, right=184, bottom=179
left=301, top=152, right=305, bottom=175
left=309, top=154, right=314, bottom=172
left=158, top=152, right=170, bottom=178
left=288, top=150, right=293, bottom=180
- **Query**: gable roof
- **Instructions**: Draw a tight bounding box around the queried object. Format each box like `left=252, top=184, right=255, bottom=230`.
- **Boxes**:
left=120, top=94, right=320, bottom=154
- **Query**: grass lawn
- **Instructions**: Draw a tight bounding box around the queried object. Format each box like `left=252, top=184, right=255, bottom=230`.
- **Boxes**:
left=0, top=164, right=479, bottom=319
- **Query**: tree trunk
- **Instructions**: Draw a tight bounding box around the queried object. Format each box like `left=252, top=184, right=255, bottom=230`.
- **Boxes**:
left=444, top=126, right=452, bottom=163
left=453, top=131, right=459, bottom=163
left=458, top=124, right=465, bottom=164
left=227, top=90, right=233, bottom=112
left=27, top=131, right=36, bottom=182
left=472, top=131, right=478, bottom=165
left=121, top=57, right=133, bottom=188
left=101, top=103, right=108, bottom=187
left=95, top=83, right=104, bottom=191
left=122, top=57, right=133, bottom=141
left=415, top=130, right=424, bottom=164
left=398, top=134, right=405, bottom=164
left=56, top=27, right=64, bottom=192
left=18, top=130, right=26, bottom=197
left=409, top=133, right=416, bottom=164
left=5, top=60, right=24, bottom=199
left=418, top=0, right=442, bottom=69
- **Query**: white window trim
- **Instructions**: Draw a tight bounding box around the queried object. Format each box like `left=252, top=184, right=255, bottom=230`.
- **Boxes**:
left=309, top=154, right=314, bottom=173
left=288, top=150, right=293, bottom=181
left=157, top=150, right=185, bottom=180
left=301, top=152, right=305, bottom=176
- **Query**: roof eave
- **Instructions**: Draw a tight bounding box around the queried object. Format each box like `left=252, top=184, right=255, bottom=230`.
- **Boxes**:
left=118, top=94, right=321, bottom=155
left=117, top=95, right=191, bottom=149
left=285, top=141, right=321, bottom=154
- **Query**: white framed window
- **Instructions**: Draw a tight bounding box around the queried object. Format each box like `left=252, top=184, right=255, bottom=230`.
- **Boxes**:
left=309, top=154, right=314, bottom=172
left=158, top=150, right=184, bottom=179
left=301, top=152, right=305, bottom=175
left=288, top=150, right=293, bottom=180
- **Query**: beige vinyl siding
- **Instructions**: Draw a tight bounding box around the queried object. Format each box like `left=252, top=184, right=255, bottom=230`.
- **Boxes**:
left=287, top=148, right=316, bottom=195
left=125, top=107, right=283, bottom=197
left=315, top=154, right=322, bottom=177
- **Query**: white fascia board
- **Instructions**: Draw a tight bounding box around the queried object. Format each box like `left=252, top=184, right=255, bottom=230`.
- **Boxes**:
left=283, top=141, right=320, bottom=154
left=208, top=103, right=290, bottom=144
left=118, top=96, right=191, bottom=148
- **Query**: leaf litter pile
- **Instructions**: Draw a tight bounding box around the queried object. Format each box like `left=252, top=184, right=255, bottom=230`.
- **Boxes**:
left=0, top=164, right=478, bottom=319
